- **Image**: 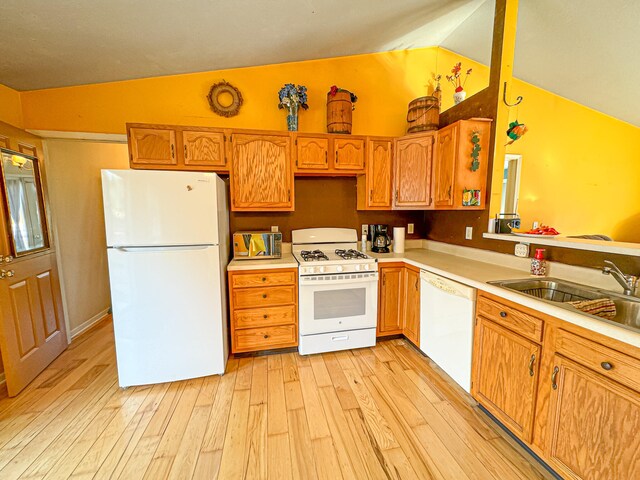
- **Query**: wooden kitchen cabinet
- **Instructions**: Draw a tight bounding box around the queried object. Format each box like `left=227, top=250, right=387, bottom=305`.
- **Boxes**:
left=393, top=132, right=434, bottom=209
left=294, top=134, right=329, bottom=171
left=294, top=134, right=366, bottom=175
left=472, top=315, right=541, bottom=442
left=433, top=118, right=492, bottom=210
left=545, top=355, right=640, bottom=480
left=334, top=136, right=365, bottom=171
left=356, top=138, right=393, bottom=210
left=377, top=263, right=405, bottom=336
left=228, top=268, right=298, bottom=353
left=229, top=132, right=294, bottom=211
left=128, top=123, right=229, bottom=172
left=402, top=266, right=420, bottom=346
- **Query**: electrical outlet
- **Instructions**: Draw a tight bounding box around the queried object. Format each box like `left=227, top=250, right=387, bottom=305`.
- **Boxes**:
left=407, top=223, right=414, bottom=234
left=465, top=226, right=473, bottom=240
left=271, top=225, right=279, bottom=233
left=532, top=221, right=539, bottom=229
left=361, top=224, right=368, bottom=237
left=515, top=243, right=530, bottom=257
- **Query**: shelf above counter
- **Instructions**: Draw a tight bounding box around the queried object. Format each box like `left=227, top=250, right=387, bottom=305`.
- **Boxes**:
left=483, top=233, right=640, bottom=257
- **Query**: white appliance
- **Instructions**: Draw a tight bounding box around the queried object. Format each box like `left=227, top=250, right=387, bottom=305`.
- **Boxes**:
left=420, top=270, right=476, bottom=393
left=292, top=228, right=378, bottom=355
left=101, top=169, right=229, bottom=387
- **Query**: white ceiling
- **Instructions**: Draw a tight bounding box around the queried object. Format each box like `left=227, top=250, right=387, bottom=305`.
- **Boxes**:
left=0, top=0, right=485, bottom=90
left=442, top=0, right=640, bottom=127
left=1, top=0, right=637, bottom=127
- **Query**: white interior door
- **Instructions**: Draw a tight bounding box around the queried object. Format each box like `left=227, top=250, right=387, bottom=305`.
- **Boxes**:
left=107, top=245, right=226, bottom=386
left=102, top=169, right=220, bottom=247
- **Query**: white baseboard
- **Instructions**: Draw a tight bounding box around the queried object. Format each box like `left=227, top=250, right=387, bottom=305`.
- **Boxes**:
left=70, top=308, right=111, bottom=340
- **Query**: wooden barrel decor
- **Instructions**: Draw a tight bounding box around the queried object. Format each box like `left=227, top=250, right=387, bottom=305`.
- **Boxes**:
left=406, top=96, right=439, bottom=134
left=327, top=91, right=353, bottom=134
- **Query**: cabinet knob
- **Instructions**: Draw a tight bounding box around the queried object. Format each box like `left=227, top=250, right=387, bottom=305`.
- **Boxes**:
left=261, top=277, right=266, bottom=282
left=262, top=294, right=267, bottom=299
left=263, top=314, right=268, bottom=319
left=601, top=361, right=613, bottom=371
left=263, top=334, right=269, bottom=339
left=499, top=311, right=507, bottom=318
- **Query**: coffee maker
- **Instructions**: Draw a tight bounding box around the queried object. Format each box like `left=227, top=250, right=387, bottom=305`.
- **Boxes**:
left=369, top=224, right=392, bottom=253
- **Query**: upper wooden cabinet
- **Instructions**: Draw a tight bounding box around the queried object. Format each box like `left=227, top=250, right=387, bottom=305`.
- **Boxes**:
left=433, top=118, right=492, bottom=210
left=229, top=132, right=294, bottom=211
left=294, top=134, right=365, bottom=174
left=393, top=132, right=434, bottom=209
left=128, top=124, right=228, bottom=172
left=357, top=138, right=393, bottom=210
left=182, top=130, right=226, bottom=168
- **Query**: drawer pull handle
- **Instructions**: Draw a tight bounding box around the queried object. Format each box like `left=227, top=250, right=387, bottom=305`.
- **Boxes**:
left=601, top=361, right=613, bottom=371
left=263, top=334, right=269, bottom=339
left=263, top=314, right=268, bottom=319
left=551, top=366, right=559, bottom=390
left=262, top=277, right=266, bottom=282
left=528, top=354, right=536, bottom=377
left=262, top=294, right=267, bottom=299
left=499, top=311, right=507, bottom=318
left=331, top=335, right=349, bottom=341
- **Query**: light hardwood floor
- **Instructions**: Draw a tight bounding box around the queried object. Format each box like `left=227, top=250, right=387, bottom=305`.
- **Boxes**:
left=0, top=319, right=555, bottom=479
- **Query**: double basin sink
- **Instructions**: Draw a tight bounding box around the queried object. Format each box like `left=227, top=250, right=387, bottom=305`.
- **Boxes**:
left=488, top=277, right=640, bottom=333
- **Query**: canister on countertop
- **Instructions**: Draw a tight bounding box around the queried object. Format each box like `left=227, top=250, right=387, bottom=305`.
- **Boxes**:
left=393, top=227, right=405, bottom=253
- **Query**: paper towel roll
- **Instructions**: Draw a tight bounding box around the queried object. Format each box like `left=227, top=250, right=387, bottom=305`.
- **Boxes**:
left=393, top=227, right=405, bottom=253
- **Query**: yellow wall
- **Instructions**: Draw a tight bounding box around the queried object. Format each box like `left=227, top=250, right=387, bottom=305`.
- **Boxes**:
left=492, top=79, right=640, bottom=242
left=0, top=83, right=23, bottom=129
left=20, top=47, right=487, bottom=136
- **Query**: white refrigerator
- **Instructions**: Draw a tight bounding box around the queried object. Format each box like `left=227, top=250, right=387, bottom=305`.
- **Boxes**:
left=101, top=169, right=229, bottom=387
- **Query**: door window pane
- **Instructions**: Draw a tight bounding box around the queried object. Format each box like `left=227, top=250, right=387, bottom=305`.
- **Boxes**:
left=314, top=288, right=366, bottom=320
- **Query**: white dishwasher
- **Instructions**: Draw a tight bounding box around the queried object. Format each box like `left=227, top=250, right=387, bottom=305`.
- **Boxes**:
left=420, top=270, right=476, bottom=393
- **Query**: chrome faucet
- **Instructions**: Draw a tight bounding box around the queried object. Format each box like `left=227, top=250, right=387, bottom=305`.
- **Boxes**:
left=602, top=260, right=639, bottom=296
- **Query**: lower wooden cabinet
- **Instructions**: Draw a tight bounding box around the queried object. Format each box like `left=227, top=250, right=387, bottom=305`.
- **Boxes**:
left=472, top=316, right=540, bottom=442
left=377, top=263, right=420, bottom=345
left=473, top=291, right=640, bottom=480
left=228, top=268, right=298, bottom=353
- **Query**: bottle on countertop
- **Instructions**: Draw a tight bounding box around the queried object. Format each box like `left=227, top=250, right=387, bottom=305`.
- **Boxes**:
left=531, top=248, right=547, bottom=276
left=361, top=234, right=367, bottom=252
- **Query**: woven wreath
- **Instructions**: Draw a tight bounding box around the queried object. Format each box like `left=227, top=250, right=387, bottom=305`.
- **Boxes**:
left=207, top=81, right=243, bottom=117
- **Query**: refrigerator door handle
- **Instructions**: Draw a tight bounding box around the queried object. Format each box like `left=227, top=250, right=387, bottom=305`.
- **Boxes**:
left=113, top=245, right=214, bottom=252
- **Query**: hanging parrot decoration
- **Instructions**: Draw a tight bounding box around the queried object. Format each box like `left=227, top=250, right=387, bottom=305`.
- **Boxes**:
left=505, top=120, right=528, bottom=145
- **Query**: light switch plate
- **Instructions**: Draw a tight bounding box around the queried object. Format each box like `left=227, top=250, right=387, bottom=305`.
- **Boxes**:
left=515, top=243, right=530, bottom=257
left=271, top=225, right=279, bottom=232
left=465, top=226, right=473, bottom=240
left=407, top=223, right=414, bottom=234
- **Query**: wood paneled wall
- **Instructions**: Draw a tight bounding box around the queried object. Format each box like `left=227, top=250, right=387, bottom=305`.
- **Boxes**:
left=229, top=177, right=425, bottom=242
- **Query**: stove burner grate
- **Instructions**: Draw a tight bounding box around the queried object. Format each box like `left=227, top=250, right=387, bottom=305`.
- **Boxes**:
left=335, top=249, right=369, bottom=260
left=300, top=249, right=329, bottom=261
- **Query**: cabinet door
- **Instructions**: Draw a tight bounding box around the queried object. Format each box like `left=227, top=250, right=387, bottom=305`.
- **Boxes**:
left=472, top=317, right=540, bottom=442
left=230, top=133, right=294, bottom=211
left=403, top=267, right=420, bottom=346
left=377, top=266, right=404, bottom=336
left=366, top=139, right=393, bottom=208
left=433, top=123, right=458, bottom=207
left=546, top=355, right=640, bottom=480
left=393, top=135, right=433, bottom=209
left=18, top=143, right=38, bottom=157
left=182, top=130, right=226, bottom=169
left=129, top=127, right=177, bottom=166
left=334, top=138, right=365, bottom=171
left=295, top=136, right=329, bottom=170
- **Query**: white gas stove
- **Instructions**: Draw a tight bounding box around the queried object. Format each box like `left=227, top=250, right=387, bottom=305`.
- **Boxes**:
left=292, top=228, right=378, bottom=355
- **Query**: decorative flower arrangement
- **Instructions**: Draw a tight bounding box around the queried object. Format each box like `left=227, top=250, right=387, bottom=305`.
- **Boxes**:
left=278, top=83, right=308, bottom=131
left=328, top=85, right=358, bottom=108
left=446, top=62, right=472, bottom=93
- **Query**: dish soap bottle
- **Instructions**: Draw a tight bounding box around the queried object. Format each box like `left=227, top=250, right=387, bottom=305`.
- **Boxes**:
left=531, top=248, right=547, bottom=276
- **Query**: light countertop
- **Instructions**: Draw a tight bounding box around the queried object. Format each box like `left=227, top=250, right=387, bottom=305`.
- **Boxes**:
left=227, top=253, right=298, bottom=271
left=369, top=248, right=640, bottom=349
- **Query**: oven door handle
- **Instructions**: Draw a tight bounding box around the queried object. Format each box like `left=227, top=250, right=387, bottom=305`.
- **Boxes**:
left=299, top=274, right=379, bottom=286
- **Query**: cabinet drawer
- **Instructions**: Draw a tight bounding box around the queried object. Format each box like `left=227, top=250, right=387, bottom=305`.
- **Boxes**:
left=233, top=285, right=296, bottom=309
left=231, top=270, right=296, bottom=288
left=556, top=329, right=640, bottom=392
left=234, top=305, right=296, bottom=329
left=234, top=325, right=297, bottom=353
left=477, top=295, right=544, bottom=342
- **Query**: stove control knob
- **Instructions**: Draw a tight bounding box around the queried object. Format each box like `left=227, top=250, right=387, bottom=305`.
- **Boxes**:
left=319, top=266, right=326, bottom=273
left=336, top=265, right=344, bottom=272
left=355, top=264, right=361, bottom=271
left=364, top=264, right=370, bottom=271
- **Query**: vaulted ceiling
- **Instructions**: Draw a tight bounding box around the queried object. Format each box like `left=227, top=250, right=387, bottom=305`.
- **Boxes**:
left=1, top=0, right=637, bottom=126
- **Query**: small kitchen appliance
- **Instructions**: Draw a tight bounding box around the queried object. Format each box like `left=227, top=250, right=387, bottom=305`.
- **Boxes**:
left=232, top=231, right=282, bottom=259
left=495, top=213, right=521, bottom=234
left=292, top=228, right=378, bottom=355
left=369, top=224, right=392, bottom=253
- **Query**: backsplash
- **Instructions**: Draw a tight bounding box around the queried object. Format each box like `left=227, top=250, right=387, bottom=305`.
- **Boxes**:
left=229, top=177, right=426, bottom=242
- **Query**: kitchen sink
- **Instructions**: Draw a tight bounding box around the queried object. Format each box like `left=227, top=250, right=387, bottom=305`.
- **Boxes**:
left=488, top=277, right=640, bottom=333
